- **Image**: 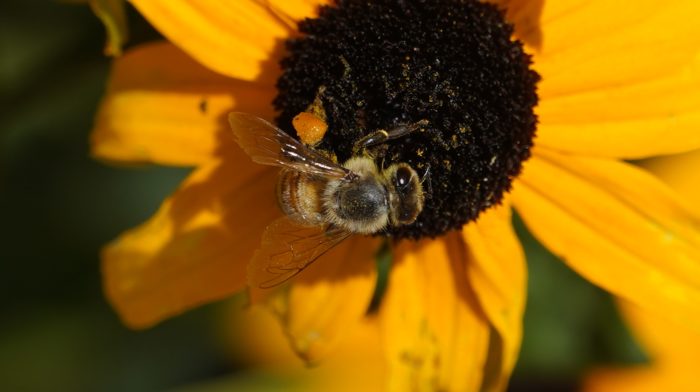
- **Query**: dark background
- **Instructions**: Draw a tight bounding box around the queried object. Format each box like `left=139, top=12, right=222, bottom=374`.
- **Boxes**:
left=0, top=1, right=643, bottom=391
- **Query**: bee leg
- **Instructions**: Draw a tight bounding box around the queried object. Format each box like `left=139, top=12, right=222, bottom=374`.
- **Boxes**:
left=305, top=85, right=327, bottom=121
left=353, top=119, right=429, bottom=153
left=307, top=56, right=352, bottom=121
left=353, top=129, right=390, bottom=154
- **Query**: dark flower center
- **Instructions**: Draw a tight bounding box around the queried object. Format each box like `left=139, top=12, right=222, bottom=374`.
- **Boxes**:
left=274, top=0, right=539, bottom=239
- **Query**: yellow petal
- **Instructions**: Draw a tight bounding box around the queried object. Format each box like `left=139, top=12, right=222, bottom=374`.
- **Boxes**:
left=308, top=316, right=386, bottom=392
left=91, top=42, right=275, bottom=166
left=103, top=151, right=279, bottom=328
left=618, top=300, right=700, bottom=369
left=488, top=0, right=544, bottom=49
left=581, top=151, right=700, bottom=392
left=644, top=150, right=700, bottom=201
left=380, top=235, right=490, bottom=392
left=582, top=151, right=700, bottom=392
left=537, top=62, right=700, bottom=159
left=265, top=0, right=328, bottom=28
left=583, top=368, right=683, bottom=392
left=534, top=0, right=700, bottom=158
left=463, top=202, right=526, bottom=392
left=130, top=0, right=290, bottom=81
left=512, top=148, right=700, bottom=331
left=266, top=236, right=379, bottom=363
left=582, top=300, right=700, bottom=392
left=89, top=0, right=128, bottom=56
left=234, top=305, right=385, bottom=391
left=536, top=0, right=700, bottom=95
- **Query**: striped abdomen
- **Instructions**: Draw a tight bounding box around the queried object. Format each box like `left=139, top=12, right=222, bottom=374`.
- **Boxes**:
left=276, top=169, right=327, bottom=226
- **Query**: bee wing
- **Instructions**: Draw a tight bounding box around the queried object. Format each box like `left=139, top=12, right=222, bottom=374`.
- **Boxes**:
left=228, top=112, right=349, bottom=178
left=248, top=217, right=352, bottom=289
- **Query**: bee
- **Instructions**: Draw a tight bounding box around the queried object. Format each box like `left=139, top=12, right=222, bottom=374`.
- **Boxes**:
left=228, top=112, right=428, bottom=288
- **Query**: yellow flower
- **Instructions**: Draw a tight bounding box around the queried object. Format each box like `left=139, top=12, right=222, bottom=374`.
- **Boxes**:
left=91, top=0, right=700, bottom=391
left=582, top=150, right=700, bottom=392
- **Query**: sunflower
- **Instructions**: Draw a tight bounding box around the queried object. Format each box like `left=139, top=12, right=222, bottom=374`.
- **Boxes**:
left=91, top=0, right=700, bottom=390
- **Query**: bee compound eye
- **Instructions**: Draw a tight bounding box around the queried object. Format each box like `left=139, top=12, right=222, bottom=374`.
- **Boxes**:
left=394, top=167, right=412, bottom=189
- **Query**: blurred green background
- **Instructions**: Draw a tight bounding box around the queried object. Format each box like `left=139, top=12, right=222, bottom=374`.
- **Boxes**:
left=0, top=1, right=644, bottom=391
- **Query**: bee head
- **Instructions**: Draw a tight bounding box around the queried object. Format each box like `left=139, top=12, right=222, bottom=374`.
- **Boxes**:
left=385, top=163, right=425, bottom=226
